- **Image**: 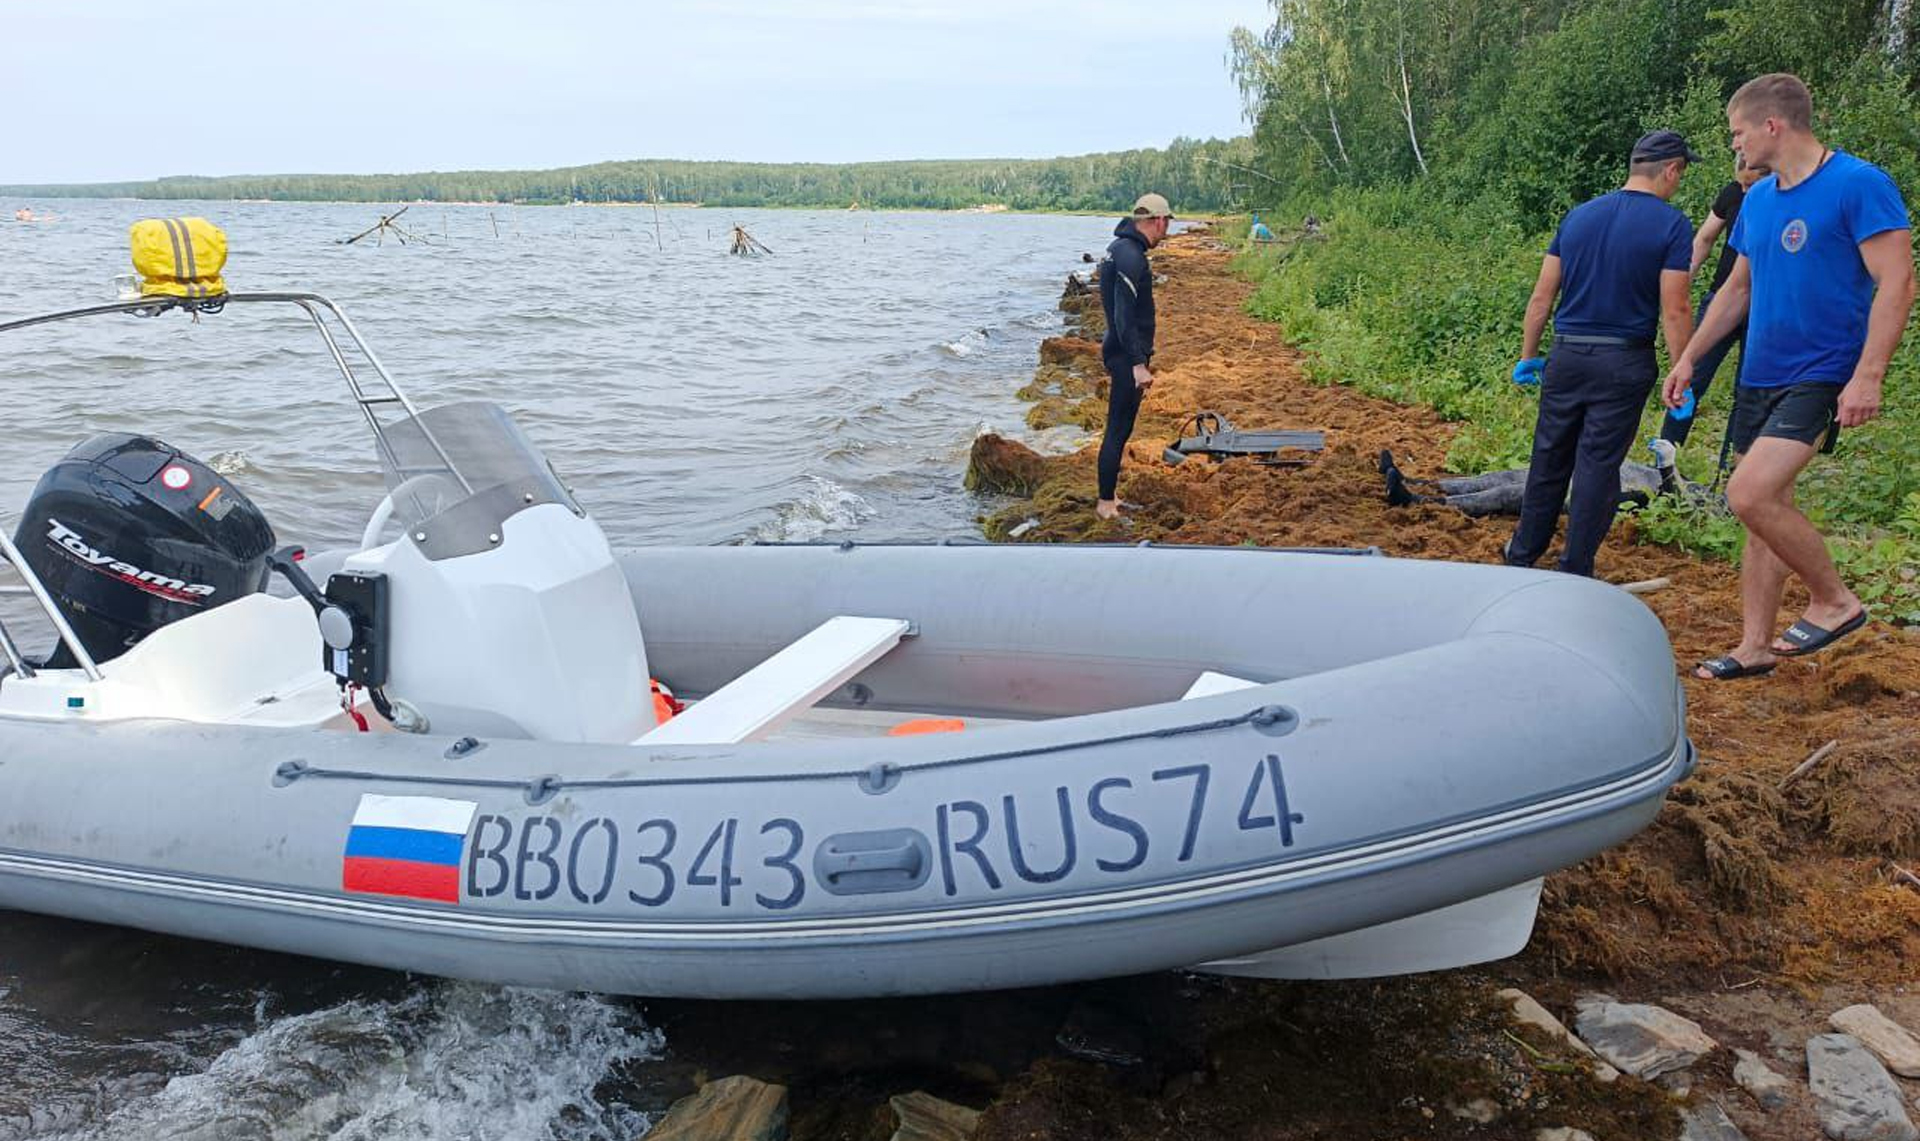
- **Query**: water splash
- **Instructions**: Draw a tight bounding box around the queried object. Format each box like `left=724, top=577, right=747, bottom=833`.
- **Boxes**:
left=747, top=474, right=875, bottom=543
left=936, top=327, right=991, bottom=358
left=39, top=984, right=662, bottom=1141
left=206, top=450, right=253, bottom=477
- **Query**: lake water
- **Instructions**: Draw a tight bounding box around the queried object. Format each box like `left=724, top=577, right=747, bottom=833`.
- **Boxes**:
left=0, top=200, right=1119, bottom=1138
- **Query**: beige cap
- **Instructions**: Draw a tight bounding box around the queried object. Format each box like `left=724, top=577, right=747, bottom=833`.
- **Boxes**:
left=1131, top=192, right=1174, bottom=219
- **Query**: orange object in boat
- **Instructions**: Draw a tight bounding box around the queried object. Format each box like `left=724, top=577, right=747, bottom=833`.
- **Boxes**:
left=651, top=678, right=683, bottom=724
left=887, top=717, right=965, bottom=737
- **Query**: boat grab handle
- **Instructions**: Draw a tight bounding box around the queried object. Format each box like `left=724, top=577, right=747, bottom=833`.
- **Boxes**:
left=813, top=829, right=933, bottom=895
left=361, top=494, right=397, bottom=551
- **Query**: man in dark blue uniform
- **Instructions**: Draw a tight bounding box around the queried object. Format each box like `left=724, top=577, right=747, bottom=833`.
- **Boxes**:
left=1505, top=130, right=1698, bottom=577
left=1095, top=193, right=1172, bottom=520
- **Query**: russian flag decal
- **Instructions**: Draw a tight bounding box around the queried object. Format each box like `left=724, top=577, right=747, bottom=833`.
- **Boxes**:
left=342, top=794, right=477, bottom=904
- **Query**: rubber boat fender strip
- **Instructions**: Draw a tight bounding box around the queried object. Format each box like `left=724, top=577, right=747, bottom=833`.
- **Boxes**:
left=273, top=703, right=1300, bottom=799
left=742, top=540, right=1381, bottom=556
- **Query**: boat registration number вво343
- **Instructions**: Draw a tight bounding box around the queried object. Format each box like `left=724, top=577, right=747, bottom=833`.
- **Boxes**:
left=339, top=754, right=1305, bottom=913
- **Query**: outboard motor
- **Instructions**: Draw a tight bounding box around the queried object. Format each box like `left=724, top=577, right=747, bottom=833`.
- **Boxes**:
left=13, top=433, right=275, bottom=666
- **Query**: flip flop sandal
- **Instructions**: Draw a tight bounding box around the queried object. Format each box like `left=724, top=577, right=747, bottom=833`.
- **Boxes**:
left=1774, top=609, right=1868, bottom=656
left=1695, top=655, right=1776, bottom=681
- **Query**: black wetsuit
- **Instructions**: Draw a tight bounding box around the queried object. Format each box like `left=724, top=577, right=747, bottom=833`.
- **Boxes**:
left=1659, top=180, right=1749, bottom=445
left=1382, top=447, right=1718, bottom=516
left=1097, top=218, right=1155, bottom=501
left=1408, top=462, right=1668, bottom=516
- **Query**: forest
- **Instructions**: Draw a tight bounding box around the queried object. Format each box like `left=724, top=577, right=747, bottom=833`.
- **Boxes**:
left=2, top=137, right=1253, bottom=213
left=1228, top=0, right=1920, bottom=619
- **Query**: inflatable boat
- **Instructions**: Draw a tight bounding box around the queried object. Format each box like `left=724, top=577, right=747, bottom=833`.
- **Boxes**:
left=0, top=288, right=1694, bottom=999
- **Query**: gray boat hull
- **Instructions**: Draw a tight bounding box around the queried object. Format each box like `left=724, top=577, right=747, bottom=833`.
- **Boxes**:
left=0, top=544, right=1691, bottom=998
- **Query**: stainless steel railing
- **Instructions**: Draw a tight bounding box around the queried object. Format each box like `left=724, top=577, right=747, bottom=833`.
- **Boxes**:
left=0, top=289, right=475, bottom=685
left=0, top=520, right=103, bottom=681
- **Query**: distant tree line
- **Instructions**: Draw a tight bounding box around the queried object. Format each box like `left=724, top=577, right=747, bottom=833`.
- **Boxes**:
left=3, top=138, right=1256, bottom=213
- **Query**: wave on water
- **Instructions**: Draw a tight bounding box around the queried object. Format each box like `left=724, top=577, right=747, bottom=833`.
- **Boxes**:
left=1012, top=310, right=1065, bottom=331
left=746, top=474, right=875, bottom=543
left=36, top=984, right=662, bottom=1141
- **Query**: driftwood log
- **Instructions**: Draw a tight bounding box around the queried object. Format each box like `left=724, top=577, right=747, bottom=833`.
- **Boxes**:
left=340, top=206, right=432, bottom=246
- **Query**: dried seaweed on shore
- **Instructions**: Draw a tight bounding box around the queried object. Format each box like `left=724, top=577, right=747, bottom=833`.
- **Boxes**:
left=982, top=233, right=1920, bottom=993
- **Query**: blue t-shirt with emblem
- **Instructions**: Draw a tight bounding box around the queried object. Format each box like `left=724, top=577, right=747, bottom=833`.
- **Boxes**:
left=1730, top=151, right=1911, bottom=388
left=1547, top=189, right=1692, bottom=342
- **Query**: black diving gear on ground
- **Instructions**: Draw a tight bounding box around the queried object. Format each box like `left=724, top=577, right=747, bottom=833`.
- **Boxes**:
left=1380, top=441, right=1717, bottom=519
left=1162, top=411, right=1325, bottom=465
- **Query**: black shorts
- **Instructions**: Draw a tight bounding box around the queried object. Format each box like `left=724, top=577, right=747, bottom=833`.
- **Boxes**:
left=1729, top=381, right=1841, bottom=455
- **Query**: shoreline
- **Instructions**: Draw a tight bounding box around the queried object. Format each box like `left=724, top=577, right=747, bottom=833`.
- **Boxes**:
left=955, top=228, right=1920, bottom=1141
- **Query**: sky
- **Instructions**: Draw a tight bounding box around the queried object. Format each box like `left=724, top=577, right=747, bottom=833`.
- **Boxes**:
left=2, top=1, right=1273, bottom=184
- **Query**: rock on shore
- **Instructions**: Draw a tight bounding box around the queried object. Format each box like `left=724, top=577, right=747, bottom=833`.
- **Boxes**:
left=965, top=434, right=1049, bottom=497
left=1829, top=1004, right=1920, bottom=1078
left=1732, top=1048, right=1796, bottom=1111
left=890, top=1091, right=981, bottom=1141
left=1806, top=1033, right=1918, bottom=1141
left=646, top=1075, right=789, bottom=1141
left=1571, top=997, right=1717, bottom=1079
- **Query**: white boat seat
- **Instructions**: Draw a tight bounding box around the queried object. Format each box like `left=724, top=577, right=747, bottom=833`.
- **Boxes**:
left=1182, top=670, right=1260, bottom=699
left=641, top=616, right=912, bottom=746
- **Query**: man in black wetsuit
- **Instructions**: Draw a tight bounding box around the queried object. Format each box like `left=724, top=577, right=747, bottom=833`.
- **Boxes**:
left=1095, top=193, right=1173, bottom=520
left=1660, top=156, right=1765, bottom=444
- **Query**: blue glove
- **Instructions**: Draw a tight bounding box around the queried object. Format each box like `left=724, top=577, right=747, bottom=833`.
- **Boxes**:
left=1671, top=388, right=1696, bottom=421
left=1511, top=358, right=1545, bottom=386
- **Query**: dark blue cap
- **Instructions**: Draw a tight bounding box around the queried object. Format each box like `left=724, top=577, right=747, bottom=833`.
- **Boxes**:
left=1632, top=130, right=1703, bottom=164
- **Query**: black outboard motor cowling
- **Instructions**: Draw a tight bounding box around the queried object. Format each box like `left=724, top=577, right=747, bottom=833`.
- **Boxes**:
left=13, top=434, right=275, bottom=666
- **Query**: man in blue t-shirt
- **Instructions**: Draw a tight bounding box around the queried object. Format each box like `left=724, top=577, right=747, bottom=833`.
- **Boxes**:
left=1505, top=130, right=1698, bottom=577
left=1664, top=74, right=1915, bottom=681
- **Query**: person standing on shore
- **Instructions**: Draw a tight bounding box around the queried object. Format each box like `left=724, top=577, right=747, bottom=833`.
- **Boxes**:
left=1660, top=156, right=1766, bottom=445
left=1665, top=74, right=1914, bottom=681
left=1095, top=193, right=1173, bottom=520
left=1505, top=130, right=1698, bottom=577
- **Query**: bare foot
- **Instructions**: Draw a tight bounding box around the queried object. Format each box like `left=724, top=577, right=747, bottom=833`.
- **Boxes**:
left=1770, top=596, right=1864, bottom=655
left=1095, top=499, right=1120, bottom=520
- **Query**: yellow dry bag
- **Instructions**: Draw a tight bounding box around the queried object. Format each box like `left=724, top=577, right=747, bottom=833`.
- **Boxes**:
left=129, top=217, right=228, bottom=299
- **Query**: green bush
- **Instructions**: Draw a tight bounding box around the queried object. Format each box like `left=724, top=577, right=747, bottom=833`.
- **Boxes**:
left=1234, top=180, right=1920, bottom=620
